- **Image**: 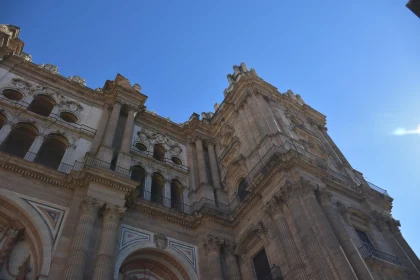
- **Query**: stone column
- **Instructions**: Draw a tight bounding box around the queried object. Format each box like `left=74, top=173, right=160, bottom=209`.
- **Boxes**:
left=0, top=227, right=20, bottom=271
left=320, top=128, right=349, bottom=165
left=58, top=144, right=76, bottom=173
left=102, top=102, right=122, bottom=147
left=64, top=197, right=99, bottom=280
left=238, top=106, right=257, bottom=148
left=92, top=206, right=121, bottom=280
left=299, top=183, right=357, bottom=280
left=256, top=94, right=280, bottom=134
left=0, top=121, right=13, bottom=143
left=195, top=137, right=208, bottom=185
left=223, top=241, right=242, bottom=280
left=120, top=107, right=136, bottom=154
left=269, top=103, right=295, bottom=139
left=186, top=141, right=197, bottom=190
left=205, top=235, right=224, bottom=280
left=249, top=93, right=269, bottom=138
left=282, top=181, right=335, bottom=280
left=389, top=219, right=420, bottom=273
left=373, top=212, right=420, bottom=278
left=24, top=133, right=45, bottom=161
left=164, top=179, right=171, bottom=208
left=264, top=197, right=309, bottom=280
left=317, top=189, right=374, bottom=280
left=244, top=99, right=263, bottom=143
left=91, top=105, right=111, bottom=154
left=143, top=171, right=152, bottom=201
left=207, top=142, right=221, bottom=189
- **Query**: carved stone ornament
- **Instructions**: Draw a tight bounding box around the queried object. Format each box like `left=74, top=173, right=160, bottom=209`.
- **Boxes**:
left=102, top=206, right=121, bottom=223
left=204, top=234, right=223, bottom=253
left=219, top=125, right=235, bottom=149
left=11, top=78, right=44, bottom=92
left=154, top=233, right=168, bottom=249
left=80, top=197, right=99, bottom=215
left=223, top=240, right=237, bottom=255
left=58, top=100, right=83, bottom=112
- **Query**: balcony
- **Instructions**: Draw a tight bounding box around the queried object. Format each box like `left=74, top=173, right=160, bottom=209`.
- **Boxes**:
left=359, top=243, right=404, bottom=268
left=0, top=94, right=97, bottom=136
left=367, top=181, right=390, bottom=197
left=130, top=145, right=189, bottom=172
left=0, top=143, right=73, bottom=174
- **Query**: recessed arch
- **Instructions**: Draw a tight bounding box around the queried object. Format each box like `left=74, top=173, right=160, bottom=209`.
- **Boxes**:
left=34, top=133, right=69, bottom=170
left=28, top=94, right=56, bottom=117
left=115, top=243, right=198, bottom=280
left=0, top=111, right=7, bottom=130
left=171, top=179, right=184, bottom=211
left=0, top=189, right=53, bottom=278
left=0, top=122, right=38, bottom=158
left=131, top=165, right=146, bottom=198
left=2, top=88, right=24, bottom=101
left=153, top=144, right=165, bottom=162
left=151, top=173, right=165, bottom=204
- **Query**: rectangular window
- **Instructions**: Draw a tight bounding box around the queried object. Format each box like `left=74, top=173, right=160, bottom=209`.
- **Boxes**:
left=253, top=249, right=272, bottom=280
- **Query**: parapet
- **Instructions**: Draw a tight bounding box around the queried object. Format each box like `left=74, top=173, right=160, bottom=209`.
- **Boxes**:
left=224, top=62, right=258, bottom=97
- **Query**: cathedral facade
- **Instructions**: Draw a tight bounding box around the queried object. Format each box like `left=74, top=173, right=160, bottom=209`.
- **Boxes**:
left=0, top=24, right=419, bottom=280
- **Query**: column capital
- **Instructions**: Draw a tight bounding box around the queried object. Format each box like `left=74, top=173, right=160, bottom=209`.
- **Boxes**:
left=80, top=197, right=100, bottom=215
left=102, top=205, right=123, bottom=223
left=263, top=194, right=284, bottom=217
left=204, top=234, right=223, bottom=253
left=317, top=187, right=333, bottom=205
left=223, top=240, right=237, bottom=255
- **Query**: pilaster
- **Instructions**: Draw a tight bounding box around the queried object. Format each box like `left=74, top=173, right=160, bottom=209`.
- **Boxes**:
left=64, top=197, right=100, bottom=280
left=92, top=205, right=123, bottom=280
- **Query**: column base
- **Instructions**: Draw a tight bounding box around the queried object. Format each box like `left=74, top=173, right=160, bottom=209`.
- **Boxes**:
left=116, top=152, right=132, bottom=176
left=215, top=188, right=229, bottom=206
left=96, top=145, right=114, bottom=167
left=195, top=183, right=216, bottom=210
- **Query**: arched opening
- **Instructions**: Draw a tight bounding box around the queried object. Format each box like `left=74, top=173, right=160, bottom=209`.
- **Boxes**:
left=27, top=95, right=56, bottom=117
left=35, top=134, right=68, bottom=170
left=59, top=112, right=78, bottom=123
left=171, top=180, right=183, bottom=211
left=171, top=157, right=182, bottom=165
left=136, top=142, right=148, bottom=152
left=0, top=123, right=38, bottom=158
left=2, top=89, right=23, bottom=101
left=151, top=173, right=164, bottom=205
left=0, top=190, right=54, bottom=279
left=153, top=144, right=165, bottom=161
left=0, top=112, right=7, bottom=130
left=238, top=178, right=248, bottom=201
left=131, top=165, right=146, bottom=198
left=118, top=248, right=192, bottom=280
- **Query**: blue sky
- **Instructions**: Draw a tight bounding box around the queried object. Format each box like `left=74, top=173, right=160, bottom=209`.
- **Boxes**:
left=3, top=1, right=420, bottom=255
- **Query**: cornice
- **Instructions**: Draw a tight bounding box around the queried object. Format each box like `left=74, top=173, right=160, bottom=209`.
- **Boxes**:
left=1, top=56, right=106, bottom=107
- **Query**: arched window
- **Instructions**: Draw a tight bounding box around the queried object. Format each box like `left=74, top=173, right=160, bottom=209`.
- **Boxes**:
left=171, top=157, right=182, bottom=165
left=35, top=134, right=68, bottom=170
left=131, top=165, right=145, bottom=198
left=2, top=89, right=23, bottom=101
left=0, top=112, right=6, bottom=130
left=151, top=173, right=164, bottom=204
left=27, top=95, right=56, bottom=117
left=135, top=142, right=147, bottom=152
left=238, top=178, right=248, bottom=201
left=0, top=123, right=38, bottom=158
left=171, top=180, right=183, bottom=211
left=153, top=144, right=165, bottom=161
left=59, top=112, right=78, bottom=123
